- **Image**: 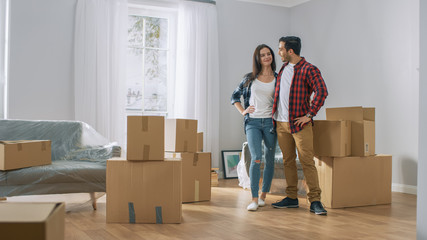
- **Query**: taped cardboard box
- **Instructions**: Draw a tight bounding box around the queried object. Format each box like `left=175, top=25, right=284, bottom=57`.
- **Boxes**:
left=127, top=116, right=164, bottom=161
left=326, top=106, right=375, bottom=156
left=197, top=132, right=203, bottom=152
left=0, top=202, right=65, bottom=240
left=106, top=158, right=182, bottom=223
left=165, top=119, right=197, bottom=153
left=0, top=140, right=51, bottom=170
left=315, top=155, right=391, bottom=208
left=165, top=152, right=211, bottom=202
left=313, top=120, right=351, bottom=157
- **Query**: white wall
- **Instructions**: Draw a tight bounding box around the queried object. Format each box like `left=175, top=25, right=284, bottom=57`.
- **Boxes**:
left=8, top=0, right=75, bottom=120
left=6, top=0, right=421, bottom=194
left=417, top=0, right=426, bottom=238
left=290, top=0, right=419, bottom=191
left=216, top=0, right=289, bottom=169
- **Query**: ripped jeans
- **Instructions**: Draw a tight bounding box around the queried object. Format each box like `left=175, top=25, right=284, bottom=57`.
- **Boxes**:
left=245, top=117, right=277, bottom=198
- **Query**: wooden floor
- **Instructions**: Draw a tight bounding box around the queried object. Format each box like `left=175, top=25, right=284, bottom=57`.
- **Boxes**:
left=4, top=179, right=416, bottom=240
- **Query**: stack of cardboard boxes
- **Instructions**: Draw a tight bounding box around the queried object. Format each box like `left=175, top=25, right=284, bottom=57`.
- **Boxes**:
left=313, top=106, right=392, bottom=208
left=106, top=116, right=211, bottom=224
left=164, top=119, right=211, bottom=203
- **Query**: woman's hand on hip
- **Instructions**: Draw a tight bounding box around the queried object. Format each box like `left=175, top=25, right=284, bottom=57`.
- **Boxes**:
left=243, top=105, right=255, bottom=115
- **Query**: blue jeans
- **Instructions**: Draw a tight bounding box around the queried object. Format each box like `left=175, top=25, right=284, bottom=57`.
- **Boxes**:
left=245, top=117, right=277, bottom=198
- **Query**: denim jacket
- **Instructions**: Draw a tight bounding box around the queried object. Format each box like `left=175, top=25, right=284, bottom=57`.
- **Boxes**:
left=231, top=72, right=278, bottom=134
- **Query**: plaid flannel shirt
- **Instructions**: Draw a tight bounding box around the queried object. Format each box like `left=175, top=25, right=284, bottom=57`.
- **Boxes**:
left=272, top=57, right=328, bottom=134
left=231, top=73, right=278, bottom=132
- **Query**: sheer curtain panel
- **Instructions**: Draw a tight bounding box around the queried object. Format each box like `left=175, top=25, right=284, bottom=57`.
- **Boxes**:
left=0, top=0, right=9, bottom=119
left=74, top=0, right=128, bottom=146
left=174, top=1, right=220, bottom=167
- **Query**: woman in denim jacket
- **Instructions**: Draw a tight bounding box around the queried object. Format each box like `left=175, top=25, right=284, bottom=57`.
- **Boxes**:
left=231, top=44, right=277, bottom=211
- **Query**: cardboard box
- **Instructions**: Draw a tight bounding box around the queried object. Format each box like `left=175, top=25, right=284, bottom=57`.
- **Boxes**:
left=0, top=202, right=65, bottom=240
left=351, top=121, right=375, bottom=156
left=106, top=158, right=182, bottom=223
left=211, top=168, right=219, bottom=187
left=127, top=116, right=164, bottom=161
left=315, top=155, right=392, bottom=208
left=326, top=107, right=375, bottom=156
left=326, top=106, right=375, bottom=121
left=197, top=132, right=203, bottom=152
left=165, top=152, right=211, bottom=202
left=0, top=140, right=51, bottom=170
left=313, top=120, right=351, bottom=157
left=165, top=119, right=197, bottom=153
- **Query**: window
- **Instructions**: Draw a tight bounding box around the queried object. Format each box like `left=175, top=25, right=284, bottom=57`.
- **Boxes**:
left=126, top=7, right=176, bottom=116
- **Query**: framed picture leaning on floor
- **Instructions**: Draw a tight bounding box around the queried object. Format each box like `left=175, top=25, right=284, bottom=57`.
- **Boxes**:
left=221, top=150, right=241, bottom=179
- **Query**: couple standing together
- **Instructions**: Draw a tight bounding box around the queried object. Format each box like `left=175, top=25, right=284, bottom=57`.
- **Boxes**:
left=231, top=36, right=328, bottom=215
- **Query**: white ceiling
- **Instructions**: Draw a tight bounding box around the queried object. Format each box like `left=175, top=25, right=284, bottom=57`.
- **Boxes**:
left=236, top=0, right=311, bottom=8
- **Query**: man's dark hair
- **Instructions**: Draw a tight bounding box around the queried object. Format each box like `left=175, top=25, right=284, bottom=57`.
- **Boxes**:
left=279, top=36, right=301, bottom=55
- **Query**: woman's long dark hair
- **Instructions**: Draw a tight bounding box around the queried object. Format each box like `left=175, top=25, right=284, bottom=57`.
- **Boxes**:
left=244, top=44, right=276, bottom=87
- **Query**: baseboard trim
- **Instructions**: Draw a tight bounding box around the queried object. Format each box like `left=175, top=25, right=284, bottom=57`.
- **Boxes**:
left=392, top=183, right=417, bottom=195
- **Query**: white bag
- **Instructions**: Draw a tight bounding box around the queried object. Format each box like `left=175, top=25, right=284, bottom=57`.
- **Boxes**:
left=237, top=143, right=251, bottom=189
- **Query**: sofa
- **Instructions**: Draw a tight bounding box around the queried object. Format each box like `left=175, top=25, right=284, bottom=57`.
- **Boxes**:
left=0, top=119, right=121, bottom=209
left=240, top=141, right=307, bottom=196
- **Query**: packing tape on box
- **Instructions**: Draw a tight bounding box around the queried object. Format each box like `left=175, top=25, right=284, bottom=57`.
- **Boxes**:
left=195, top=180, right=200, bottom=201
left=128, top=202, right=136, bottom=224
left=143, top=145, right=150, bottom=159
left=141, top=117, right=149, bottom=132
left=17, top=143, right=22, bottom=151
left=193, top=153, right=198, bottom=166
left=185, top=120, right=189, bottom=129
left=41, top=142, right=47, bottom=151
left=184, top=141, right=188, bottom=152
left=155, top=206, right=163, bottom=224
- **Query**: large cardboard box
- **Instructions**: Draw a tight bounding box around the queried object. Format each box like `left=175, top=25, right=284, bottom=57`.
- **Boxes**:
left=0, top=140, right=51, bottom=170
left=326, top=106, right=375, bottom=156
left=165, top=152, right=211, bottom=202
left=127, top=116, right=164, bottom=161
left=165, top=119, right=197, bottom=153
left=0, top=202, right=65, bottom=240
left=315, top=155, right=392, bottom=208
left=106, top=158, right=182, bottom=223
left=313, top=120, right=351, bottom=157
left=197, top=132, right=203, bottom=152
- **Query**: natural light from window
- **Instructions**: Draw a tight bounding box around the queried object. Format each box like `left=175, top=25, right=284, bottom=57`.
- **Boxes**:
left=126, top=6, right=176, bottom=116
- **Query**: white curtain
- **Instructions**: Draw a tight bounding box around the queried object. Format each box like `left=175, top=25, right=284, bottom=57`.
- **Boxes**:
left=174, top=1, right=220, bottom=167
left=0, top=0, right=8, bottom=119
left=74, top=0, right=127, bottom=146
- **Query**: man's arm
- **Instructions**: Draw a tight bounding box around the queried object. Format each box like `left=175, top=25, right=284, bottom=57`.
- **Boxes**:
left=307, top=66, right=328, bottom=116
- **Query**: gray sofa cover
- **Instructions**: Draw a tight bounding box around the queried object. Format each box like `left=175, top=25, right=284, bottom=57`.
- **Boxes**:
left=0, top=119, right=121, bottom=197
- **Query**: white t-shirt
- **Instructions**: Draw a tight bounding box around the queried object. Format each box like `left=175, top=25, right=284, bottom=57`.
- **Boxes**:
left=274, top=63, right=295, bottom=122
left=248, top=79, right=276, bottom=118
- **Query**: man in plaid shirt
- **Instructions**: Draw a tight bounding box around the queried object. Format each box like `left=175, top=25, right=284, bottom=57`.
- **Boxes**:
left=271, top=36, right=328, bottom=215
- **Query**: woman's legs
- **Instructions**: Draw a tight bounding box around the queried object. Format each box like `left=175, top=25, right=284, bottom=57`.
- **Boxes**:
left=261, top=118, right=277, bottom=200
left=245, top=119, right=263, bottom=202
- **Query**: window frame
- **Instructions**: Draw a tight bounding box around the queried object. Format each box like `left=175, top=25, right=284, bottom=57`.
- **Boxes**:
left=126, top=5, right=177, bottom=117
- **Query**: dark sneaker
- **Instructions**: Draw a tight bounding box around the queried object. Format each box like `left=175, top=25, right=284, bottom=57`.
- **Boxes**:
left=310, top=201, right=327, bottom=215
left=272, top=197, right=299, bottom=208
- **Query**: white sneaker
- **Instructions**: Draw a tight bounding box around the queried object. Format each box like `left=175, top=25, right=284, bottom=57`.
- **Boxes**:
left=258, top=198, right=266, bottom=207
left=247, top=201, right=258, bottom=211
